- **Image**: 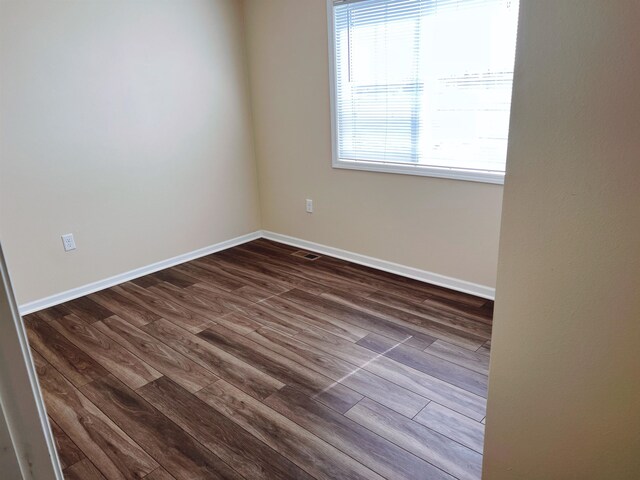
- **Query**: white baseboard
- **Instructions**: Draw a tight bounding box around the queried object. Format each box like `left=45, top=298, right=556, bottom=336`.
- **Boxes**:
left=262, top=231, right=496, bottom=300
left=18, top=228, right=494, bottom=315
left=18, top=231, right=262, bottom=315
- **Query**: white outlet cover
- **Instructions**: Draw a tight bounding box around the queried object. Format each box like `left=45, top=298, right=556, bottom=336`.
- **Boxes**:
left=61, top=233, right=76, bottom=252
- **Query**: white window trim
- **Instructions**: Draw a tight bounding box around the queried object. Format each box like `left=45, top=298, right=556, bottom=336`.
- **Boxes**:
left=326, top=0, right=506, bottom=185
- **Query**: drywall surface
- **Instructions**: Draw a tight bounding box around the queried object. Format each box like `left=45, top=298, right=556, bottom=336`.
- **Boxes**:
left=0, top=0, right=260, bottom=304
left=0, top=244, right=59, bottom=479
left=0, top=403, right=22, bottom=479
left=243, top=0, right=503, bottom=289
left=483, top=1, right=640, bottom=478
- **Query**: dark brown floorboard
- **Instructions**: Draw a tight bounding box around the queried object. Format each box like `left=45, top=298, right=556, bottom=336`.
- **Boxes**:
left=196, top=380, right=382, bottom=480
left=27, top=239, right=491, bottom=480
left=64, top=296, right=115, bottom=323
left=265, top=386, right=454, bottom=480
left=197, top=324, right=363, bottom=413
left=138, top=377, right=314, bottom=480
left=50, top=314, right=162, bottom=390
left=95, top=316, right=218, bottom=393
left=64, top=459, right=108, bottom=480
left=248, top=327, right=430, bottom=418
left=32, top=351, right=158, bottom=479
left=25, top=315, right=108, bottom=387
left=142, top=318, right=284, bottom=401
left=143, top=468, right=177, bottom=480
left=345, top=398, right=483, bottom=480
left=49, top=419, right=85, bottom=470
left=81, top=374, right=243, bottom=480
left=356, top=332, right=489, bottom=397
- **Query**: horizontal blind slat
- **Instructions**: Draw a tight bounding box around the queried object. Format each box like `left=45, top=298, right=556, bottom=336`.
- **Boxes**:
left=333, top=0, right=519, bottom=173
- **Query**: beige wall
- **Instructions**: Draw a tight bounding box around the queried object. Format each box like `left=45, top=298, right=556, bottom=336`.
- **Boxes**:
left=1, top=0, right=503, bottom=305
left=484, top=1, right=640, bottom=478
left=243, top=0, right=503, bottom=290
left=0, top=404, right=22, bottom=479
left=0, top=0, right=261, bottom=305
left=0, top=244, right=59, bottom=479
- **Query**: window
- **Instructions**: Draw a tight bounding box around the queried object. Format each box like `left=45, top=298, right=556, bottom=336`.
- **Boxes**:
left=328, top=0, right=520, bottom=183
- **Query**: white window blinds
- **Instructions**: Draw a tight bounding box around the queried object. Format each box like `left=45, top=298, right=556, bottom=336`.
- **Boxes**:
left=332, top=0, right=519, bottom=176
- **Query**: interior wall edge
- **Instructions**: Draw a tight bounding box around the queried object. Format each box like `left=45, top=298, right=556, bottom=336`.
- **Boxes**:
left=1, top=244, right=62, bottom=480
left=18, top=228, right=495, bottom=316
left=262, top=230, right=495, bottom=300
left=17, top=230, right=262, bottom=316
left=243, top=0, right=502, bottom=292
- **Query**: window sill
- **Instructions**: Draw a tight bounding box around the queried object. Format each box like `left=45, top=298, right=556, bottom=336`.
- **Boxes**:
left=332, top=159, right=505, bottom=185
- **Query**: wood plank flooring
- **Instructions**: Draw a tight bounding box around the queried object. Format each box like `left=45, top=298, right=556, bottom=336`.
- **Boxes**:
left=24, top=239, right=493, bottom=480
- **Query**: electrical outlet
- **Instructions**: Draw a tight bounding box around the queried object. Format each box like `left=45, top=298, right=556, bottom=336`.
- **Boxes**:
left=61, top=233, right=76, bottom=252
left=306, top=199, right=313, bottom=213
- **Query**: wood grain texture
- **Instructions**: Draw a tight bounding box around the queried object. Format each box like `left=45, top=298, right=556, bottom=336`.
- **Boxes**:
left=231, top=284, right=277, bottom=303
left=26, top=304, right=71, bottom=322
left=196, top=255, right=289, bottom=296
left=151, top=268, right=199, bottom=288
left=89, top=289, right=160, bottom=328
left=81, top=375, right=242, bottom=480
left=130, top=274, right=162, bottom=289
left=32, top=351, right=158, bottom=479
left=426, top=339, right=491, bottom=375
left=51, top=314, right=162, bottom=390
left=64, top=459, right=107, bottom=480
left=114, top=282, right=213, bottom=334
left=27, top=239, right=492, bottom=480
left=25, top=315, right=108, bottom=387
left=286, top=243, right=488, bottom=310
left=65, top=296, right=114, bottom=323
left=356, top=332, right=489, bottom=397
left=138, top=377, right=314, bottom=480
left=414, top=402, right=485, bottom=453
left=147, top=281, right=230, bottom=320
left=252, top=238, right=485, bottom=311
left=211, top=310, right=263, bottom=336
left=239, top=302, right=306, bottom=337
left=142, top=468, right=176, bottom=480
left=364, top=355, right=487, bottom=421
left=95, top=316, right=218, bottom=393
left=365, top=290, right=493, bottom=335
left=322, top=289, right=487, bottom=349
left=260, top=295, right=369, bottom=341
left=142, top=318, right=284, bottom=400
left=216, top=248, right=328, bottom=295
left=237, top=241, right=378, bottom=298
left=174, top=262, right=244, bottom=292
left=346, top=398, right=483, bottom=480
left=196, top=380, right=384, bottom=480
left=257, top=241, right=496, bottom=323
left=266, top=386, right=453, bottom=480
left=292, top=326, right=487, bottom=420
left=248, top=327, right=429, bottom=418
left=282, top=288, right=439, bottom=349
left=200, top=253, right=301, bottom=294
left=186, top=282, right=255, bottom=313
left=49, top=419, right=84, bottom=470
left=198, top=324, right=363, bottom=413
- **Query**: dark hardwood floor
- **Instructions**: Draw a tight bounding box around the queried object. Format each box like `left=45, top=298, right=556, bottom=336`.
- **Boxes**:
left=24, top=239, right=492, bottom=480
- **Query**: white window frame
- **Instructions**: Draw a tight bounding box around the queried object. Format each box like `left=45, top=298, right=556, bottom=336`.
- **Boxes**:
left=326, top=0, right=507, bottom=185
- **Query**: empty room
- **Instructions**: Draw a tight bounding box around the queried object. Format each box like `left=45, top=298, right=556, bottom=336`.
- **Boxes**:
left=1, top=1, right=638, bottom=479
